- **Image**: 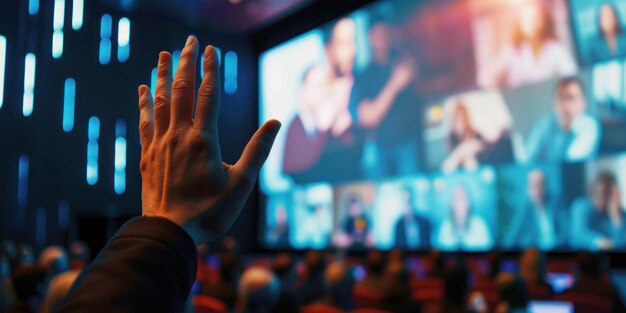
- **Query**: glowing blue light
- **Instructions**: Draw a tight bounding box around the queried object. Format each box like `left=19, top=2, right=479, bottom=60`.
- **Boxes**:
left=224, top=51, right=237, bottom=95
left=23, top=53, right=36, bottom=117
left=99, top=39, right=111, bottom=65
left=87, top=116, right=100, bottom=185
left=63, top=78, right=75, bottom=132
left=52, top=31, right=64, bottom=59
left=100, top=14, right=112, bottom=38
left=117, top=18, right=130, bottom=62
left=0, top=36, right=6, bottom=108
left=53, top=0, right=65, bottom=30
left=150, top=67, right=157, bottom=98
left=29, top=0, right=39, bottom=15
left=114, top=119, right=127, bottom=195
left=17, top=155, right=29, bottom=207
left=172, top=50, right=181, bottom=76
left=72, top=0, right=83, bottom=30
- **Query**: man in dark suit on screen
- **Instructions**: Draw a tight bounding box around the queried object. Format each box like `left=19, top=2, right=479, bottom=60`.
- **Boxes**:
left=393, top=185, right=431, bottom=249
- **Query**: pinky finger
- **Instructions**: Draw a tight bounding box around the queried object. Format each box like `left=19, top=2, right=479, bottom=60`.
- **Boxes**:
left=138, top=85, right=154, bottom=153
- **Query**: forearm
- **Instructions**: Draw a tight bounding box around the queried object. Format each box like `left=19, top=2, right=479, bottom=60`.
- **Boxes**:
left=59, top=216, right=198, bottom=313
left=357, top=81, right=401, bottom=128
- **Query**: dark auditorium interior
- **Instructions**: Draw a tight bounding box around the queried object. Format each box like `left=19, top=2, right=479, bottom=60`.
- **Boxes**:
left=3, top=0, right=626, bottom=312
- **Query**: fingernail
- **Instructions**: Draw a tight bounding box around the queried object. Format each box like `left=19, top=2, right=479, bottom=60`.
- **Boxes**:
left=186, top=35, right=196, bottom=47
left=138, top=86, right=146, bottom=96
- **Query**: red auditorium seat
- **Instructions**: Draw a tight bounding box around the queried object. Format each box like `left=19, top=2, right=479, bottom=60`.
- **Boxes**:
left=349, top=309, right=393, bottom=313
left=193, top=295, right=228, bottom=313
left=410, top=277, right=443, bottom=290
left=353, top=285, right=384, bottom=309
left=411, top=287, right=443, bottom=305
left=554, top=293, right=612, bottom=313
left=300, top=303, right=343, bottom=313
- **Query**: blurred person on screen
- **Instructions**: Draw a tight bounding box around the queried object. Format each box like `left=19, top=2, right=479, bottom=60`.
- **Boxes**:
left=570, top=171, right=626, bottom=250
left=442, top=101, right=514, bottom=172
left=436, top=184, right=492, bottom=251
left=589, top=3, right=626, bottom=63
left=267, top=203, right=290, bottom=247
left=526, top=77, right=600, bottom=163
left=350, top=17, right=420, bottom=178
left=503, top=169, right=567, bottom=250
left=283, top=18, right=361, bottom=184
left=393, top=185, right=432, bottom=249
left=298, top=203, right=332, bottom=249
left=478, top=0, right=577, bottom=89
left=333, top=194, right=373, bottom=249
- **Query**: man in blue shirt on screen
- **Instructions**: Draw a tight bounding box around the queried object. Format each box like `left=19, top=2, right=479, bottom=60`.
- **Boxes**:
left=349, top=16, right=421, bottom=178
left=526, top=77, right=600, bottom=163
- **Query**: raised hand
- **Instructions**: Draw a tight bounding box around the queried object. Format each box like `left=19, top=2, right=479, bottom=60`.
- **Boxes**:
left=137, top=36, right=281, bottom=244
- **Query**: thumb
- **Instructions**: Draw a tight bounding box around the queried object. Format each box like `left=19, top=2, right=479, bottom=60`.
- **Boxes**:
left=235, top=119, right=281, bottom=179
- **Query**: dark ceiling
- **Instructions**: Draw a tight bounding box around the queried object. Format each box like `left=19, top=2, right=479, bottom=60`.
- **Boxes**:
left=102, top=0, right=315, bottom=35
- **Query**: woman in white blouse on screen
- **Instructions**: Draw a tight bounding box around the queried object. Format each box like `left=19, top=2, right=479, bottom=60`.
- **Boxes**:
left=479, top=0, right=577, bottom=89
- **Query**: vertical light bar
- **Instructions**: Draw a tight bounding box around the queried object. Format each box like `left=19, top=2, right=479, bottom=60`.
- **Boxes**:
left=63, top=78, right=76, bottom=132
left=23, top=53, right=36, bottom=117
left=224, top=51, right=238, bottom=95
left=0, top=36, right=6, bottom=108
left=99, top=14, right=112, bottom=65
left=117, top=17, right=130, bottom=62
left=72, top=0, right=84, bottom=30
left=17, top=155, right=29, bottom=207
left=150, top=67, right=157, bottom=98
left=87, top=116, right=100, bottom=185
left=172, top=50, right=181, bottom=76
left=52, top=0, right=65, bottom=59
left=29, top=0, right=39, bottom=15
left=114, top=119, right=127, bottom=195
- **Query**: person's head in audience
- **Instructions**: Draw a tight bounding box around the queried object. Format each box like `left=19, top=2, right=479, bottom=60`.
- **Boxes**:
left=590, top=171, right=619, bottom=214
left=304, top=250, right=325, bottom=276
left=513, top=0, right=556, bottom=49
left=1, top=240, right=17, bottom=269
left=238, top=266, right=280, bottom=313
left=323, top=18, right=356, bottom=77
left=9, top=265, right=47, bottom=312
left=369, top=17, right=392, bottom=65
left=554, top=76, right=587, bottom=133
left=519, top=247, right=547, bottom=284
left=448, top=101, right=477, bottom=147
left=17, top=244, right=35, bottom=267
left=219, top=252, right=240, bottom=284
left=272, top=253, right=293, bottom=281
left=324, top=260, right=355, bottom=311
left=443, top=260, right=469, bottom=309
left=576, top=252, right=608, bottom=280
left=487, top=251, right=502, bottom=279
left=0, top=252, right=11, bottom=281
left=425, top=250, right=446, bottom=278
left=598, top=3, right=623, bottom=39
left=39, top=270, right=80, bottom=313
left=363, top=250, right=385, bottom=278
left=38, top=246, right=69, bottom=278
left=69, top=240, right=90, bottom=270
left=495, top=273, right=529, bottom=313
left=527, top=169, right=548, bottom=208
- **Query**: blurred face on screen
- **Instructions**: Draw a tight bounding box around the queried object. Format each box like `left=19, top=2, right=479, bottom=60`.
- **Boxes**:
left=600, top=4, right=620, bottom=36
left=348, top=197, right=363, bottom=217
left=592, top=181, right=612, bottom=212
left=369, top=23, right=392, bottom=64
left=327, top=18, right=356, bottom=77
left=301, top=67, right=334, bottom=131
left=276, top=205, right=287, bottom=225
left=452, top=185, right=470, bottom=225
left=451, top=103, right=473, bottom=140
left=527, top=170, right=547, bottom=207
left=555, top=81, right=586, bottom=131
left=518, top=2, right=549, bottom=44
left=401, top=188, right=413, bottom=215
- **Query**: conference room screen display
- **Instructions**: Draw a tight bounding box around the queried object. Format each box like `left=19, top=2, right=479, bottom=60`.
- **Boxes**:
left=259, top=0, right=626, bottom=251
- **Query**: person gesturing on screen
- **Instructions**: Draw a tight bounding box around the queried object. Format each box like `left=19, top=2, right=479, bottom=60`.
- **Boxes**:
left=59, top=37, right=280, bottom=312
